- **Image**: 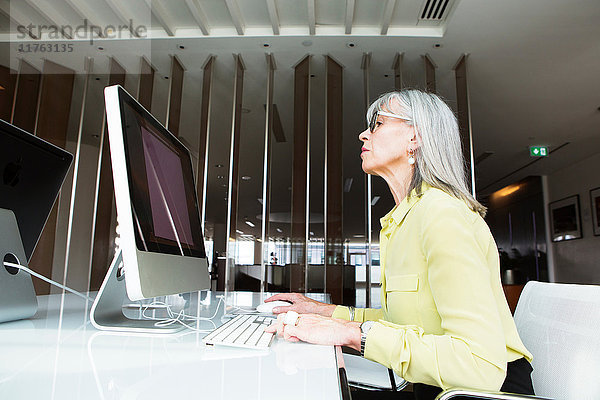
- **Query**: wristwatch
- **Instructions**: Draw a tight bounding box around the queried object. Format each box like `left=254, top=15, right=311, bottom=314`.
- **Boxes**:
left=348, top=306, right=355, bottom=321
left=360, top=321, right=375, bottom=357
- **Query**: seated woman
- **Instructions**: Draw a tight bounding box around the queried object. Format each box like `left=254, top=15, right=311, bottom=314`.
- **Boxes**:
left=265, top=89, right=534, bottom=400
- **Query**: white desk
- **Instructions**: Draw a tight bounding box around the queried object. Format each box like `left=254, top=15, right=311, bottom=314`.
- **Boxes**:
left=0, top=292, right=347, bottom=400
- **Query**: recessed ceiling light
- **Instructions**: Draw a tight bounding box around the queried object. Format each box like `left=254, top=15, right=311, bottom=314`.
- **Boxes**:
left=346, top=42, right=356, bottom=48
left=164, top=76, right=169, bottom=80
left=241, top=176, right=251, bottom=181
left=215, top=164, right=224, bottom=168
left=217, top=175, right=225, bottom=179
left=263, top=43, right=270, bottom=48
left=178, top=44, right=185, bottom=49
left=92, top=134, right=100, bottom=138
left=245, top=220, right=255, bottom=227
left=433, top=43, right=442, bottom=48
left=236, top=229, right=244, bottom=234
left=276, top=228, right=282, bottom=233
left=97, top=46, right=104, bottom=51
left=353, top=234, right=365, bottom=238
left=371, top=196, right=380, bottom=206
left=302, top=40, right=313, bottom=47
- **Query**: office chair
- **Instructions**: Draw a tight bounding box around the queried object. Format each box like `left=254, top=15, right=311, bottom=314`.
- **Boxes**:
left=435, top=281, right=600, bottom=400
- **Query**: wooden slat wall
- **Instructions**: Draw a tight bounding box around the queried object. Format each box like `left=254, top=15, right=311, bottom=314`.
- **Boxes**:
left=12, top=61, right=41, bottom=133
left=325, top=56, right=344, bottom=305
left=424, top=55, right=437, bottom=93
left=28, top=60, right=75, bottom=295
left=454, top=55, right=474, bottom=194
left=89, top=58, right=126, bottom=291
left=261, top=54, right=276, bottom=291
left=290, top=55, right=310, bottom=293
left=196, top=56, right=215, bottom=225
left=167, top=56, right=185, bottom=137
left=361, top=52, right=372, bottom=307
left=138, top=57, right=155, bottom=111
left=393, top=53, right=404, bottom=90
left=225, top=55, right=245, bottom=291
left=0, top=65, right=17, bottom=121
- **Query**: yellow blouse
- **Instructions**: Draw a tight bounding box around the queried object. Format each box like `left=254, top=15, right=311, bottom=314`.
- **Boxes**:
left=333, top=184, right=532, bottom=391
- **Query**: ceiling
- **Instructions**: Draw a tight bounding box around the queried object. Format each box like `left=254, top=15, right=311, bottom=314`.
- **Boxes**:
left=1, top=0, right=599, bottom=241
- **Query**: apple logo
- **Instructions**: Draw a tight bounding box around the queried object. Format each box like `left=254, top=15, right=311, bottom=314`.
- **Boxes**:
left=3, top=158, right=22, bottom=187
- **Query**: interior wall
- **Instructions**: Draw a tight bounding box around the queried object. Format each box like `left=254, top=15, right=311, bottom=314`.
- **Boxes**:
left=547, top=151, right=600, bottom=284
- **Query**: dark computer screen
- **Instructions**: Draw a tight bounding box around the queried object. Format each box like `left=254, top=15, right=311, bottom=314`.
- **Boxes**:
left=0, top=119, right=73, bottom=261
left=119, top=93, right=205, bottom=259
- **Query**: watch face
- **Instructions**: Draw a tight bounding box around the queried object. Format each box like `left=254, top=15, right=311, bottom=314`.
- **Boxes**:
left=361, top=320, right=376, bottom=334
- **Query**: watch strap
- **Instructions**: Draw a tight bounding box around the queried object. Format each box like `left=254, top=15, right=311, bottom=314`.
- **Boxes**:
left=360, top=332, right=368, bottom=357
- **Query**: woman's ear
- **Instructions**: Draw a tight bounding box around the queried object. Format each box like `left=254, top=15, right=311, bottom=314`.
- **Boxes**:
left=408, top=128, right=419, bottom=148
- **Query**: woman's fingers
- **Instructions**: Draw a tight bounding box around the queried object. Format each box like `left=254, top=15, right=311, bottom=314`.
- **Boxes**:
left=265, top=293, right=301, bottom=303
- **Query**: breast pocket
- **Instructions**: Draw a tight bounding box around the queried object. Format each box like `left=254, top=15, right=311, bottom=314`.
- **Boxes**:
left=385, top=274, right=420, bottom=325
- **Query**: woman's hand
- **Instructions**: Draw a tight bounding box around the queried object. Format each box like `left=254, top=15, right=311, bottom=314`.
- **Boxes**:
left=265, top=313, right=362, bottom=350
left=264, top=293, right=337, bottom=316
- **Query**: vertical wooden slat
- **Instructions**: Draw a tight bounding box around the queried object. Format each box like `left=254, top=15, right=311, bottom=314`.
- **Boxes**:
left=325, top=55, right=344, bottom=305
left=224, top=54, right=245, bottom=291
left=137, top=57, right=154, bottom=111
left=196, top=55, right=215, bottom=228
left=89, top=58, right=126, bottom=291
left=260, top=54, right=276, bottom=292
left=28, top=60, right=75, bottom=295
left=454, top=54, right=476, bottom=195
left=12, top=61, right=41, bottom=133
left=0, top=65, right=17, bottom=121
left=423, top=54, right=437, bottom=93
left=392, top=52, right=404, bottom=90
left=361, top=52, right=372, bottom=308
left=167, top=55, right=185, bottom=137
left=290, top=55, right=311, bottom=293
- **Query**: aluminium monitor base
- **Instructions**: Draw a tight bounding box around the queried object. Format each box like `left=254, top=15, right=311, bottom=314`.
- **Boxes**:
left=90, top=250, right=183, bottom=334
left=0, top=208, right=38, bottom=323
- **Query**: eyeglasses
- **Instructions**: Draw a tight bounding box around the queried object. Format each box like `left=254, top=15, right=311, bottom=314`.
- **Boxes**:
left=368, top=111, right=411, bottom=133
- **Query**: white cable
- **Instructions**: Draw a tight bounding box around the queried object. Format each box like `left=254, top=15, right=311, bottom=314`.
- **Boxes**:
left=139, top=296, right=227, bottom=332
left=3, top=262, right=94, bottom=302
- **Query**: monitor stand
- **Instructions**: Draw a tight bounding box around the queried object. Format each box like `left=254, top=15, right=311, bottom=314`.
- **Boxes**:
left=90, top=250, right=184, bottom=334
left=0, top=209, right=38, bottom=323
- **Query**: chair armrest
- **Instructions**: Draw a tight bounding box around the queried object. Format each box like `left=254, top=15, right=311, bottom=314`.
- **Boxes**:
left=435, top=389, right=552, bottom=400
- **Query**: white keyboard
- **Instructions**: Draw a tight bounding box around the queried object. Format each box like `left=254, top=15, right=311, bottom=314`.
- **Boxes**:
left=202, top=314, right=276, bottom=350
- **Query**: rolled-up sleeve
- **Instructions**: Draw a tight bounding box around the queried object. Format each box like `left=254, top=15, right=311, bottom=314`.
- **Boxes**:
left=332, top=306, right=383, bottom=323
left=364, top=204, right=507, bottom=391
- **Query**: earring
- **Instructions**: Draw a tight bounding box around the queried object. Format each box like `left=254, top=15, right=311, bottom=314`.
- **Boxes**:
left=408, top=149, right=415, bottom=165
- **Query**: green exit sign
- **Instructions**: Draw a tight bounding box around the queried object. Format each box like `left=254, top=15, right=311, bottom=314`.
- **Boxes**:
left=530, top=146, right=548, bottom=157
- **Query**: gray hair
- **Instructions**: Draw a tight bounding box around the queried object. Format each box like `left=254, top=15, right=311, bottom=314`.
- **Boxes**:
left=366, top=89, right=486, bottom=217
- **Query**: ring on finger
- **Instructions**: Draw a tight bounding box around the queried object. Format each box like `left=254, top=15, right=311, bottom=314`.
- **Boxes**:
left=283, top=311, right=299, bottom=326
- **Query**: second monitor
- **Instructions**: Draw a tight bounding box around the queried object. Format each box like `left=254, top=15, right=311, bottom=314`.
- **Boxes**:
left=91, top=85, right=210, bottom=333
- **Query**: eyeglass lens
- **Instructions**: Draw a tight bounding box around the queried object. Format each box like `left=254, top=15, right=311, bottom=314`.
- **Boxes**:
left=369, top=112, right=379, bottom=133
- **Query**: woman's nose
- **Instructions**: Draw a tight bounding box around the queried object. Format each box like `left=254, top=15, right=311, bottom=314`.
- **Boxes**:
left=358, top=128, right=369, bottom=142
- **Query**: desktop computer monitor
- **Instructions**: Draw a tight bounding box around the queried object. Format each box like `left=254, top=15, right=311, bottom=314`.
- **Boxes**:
left=0, top=119, right=73, bottom=323
left=91, top=85, right=210, bottom=333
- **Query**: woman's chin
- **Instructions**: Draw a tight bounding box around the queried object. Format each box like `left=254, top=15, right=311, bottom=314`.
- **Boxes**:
left=361, top=165, right=378, bottom=176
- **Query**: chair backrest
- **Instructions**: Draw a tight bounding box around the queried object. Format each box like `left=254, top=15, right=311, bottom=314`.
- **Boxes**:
left=513, top=281, right=600, bottom=400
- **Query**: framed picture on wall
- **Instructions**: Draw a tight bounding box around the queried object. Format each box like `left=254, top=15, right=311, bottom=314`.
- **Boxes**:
left=549, top=195, right=582, bottom=242
left=590, top=187, right=600, bottom=236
